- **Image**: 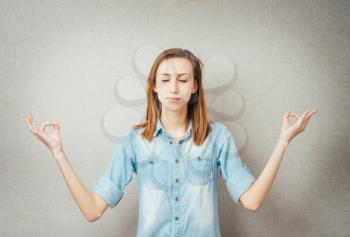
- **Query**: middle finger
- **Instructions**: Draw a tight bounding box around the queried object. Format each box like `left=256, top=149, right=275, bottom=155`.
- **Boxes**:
left=299, top=109, right=311, bottom=121
left=301, top=109, right=318, bottom=126
left=306, top=108, right=318, bottom=118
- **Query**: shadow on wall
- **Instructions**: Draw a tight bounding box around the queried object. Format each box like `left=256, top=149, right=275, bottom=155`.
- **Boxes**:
left=100, top=44, right=249, bottom=156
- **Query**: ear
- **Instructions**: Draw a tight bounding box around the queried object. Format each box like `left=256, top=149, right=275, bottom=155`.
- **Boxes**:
left=192, top=80, right=198, bottom=93
left=153, top=78, right=158, bottom=93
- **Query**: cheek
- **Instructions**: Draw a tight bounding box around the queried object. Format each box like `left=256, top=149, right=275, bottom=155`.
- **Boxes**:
left=155, top=89, right=166, bottom=100
left=182, top=86, right=193, bottom=96
left=154, top=84, right=164, bottom=93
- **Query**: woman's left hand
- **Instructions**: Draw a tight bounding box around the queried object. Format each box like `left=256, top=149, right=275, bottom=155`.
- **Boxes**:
left=279, top=108, right=319, bottom=144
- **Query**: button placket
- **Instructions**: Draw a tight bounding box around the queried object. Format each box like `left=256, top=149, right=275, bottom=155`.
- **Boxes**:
left=172, top=143, right=182, bottom=233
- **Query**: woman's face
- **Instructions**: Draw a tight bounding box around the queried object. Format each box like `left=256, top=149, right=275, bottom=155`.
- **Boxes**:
left=153, top=57, right=197, bottom=112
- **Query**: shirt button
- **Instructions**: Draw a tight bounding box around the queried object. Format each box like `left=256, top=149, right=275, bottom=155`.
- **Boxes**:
left=175, top=178, right=179, bottom=183
left=149, top=160, right=154, bottom=164
left=197, top=156, right=201, bottom=160
left=175, top=197, right=179, bottom=201
left=179, top=141, right=183, bottom=144
left=175, top=216, right=179, bottom=221
left=175, top=159, right=179, bottom=163
left=169, top=141, right=173, bottom=144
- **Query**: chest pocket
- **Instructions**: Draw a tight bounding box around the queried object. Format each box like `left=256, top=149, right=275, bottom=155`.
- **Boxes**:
left=137, top=157, right=168, bottom=190
left=185, top=156, right=213, bottom=185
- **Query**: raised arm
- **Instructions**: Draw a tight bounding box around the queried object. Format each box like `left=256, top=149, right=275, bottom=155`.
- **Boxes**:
left=26, top=113, right=108, bottom=222
left=239, top=108, right=318, bottom=211
left=53, top=150, right=109, bottom=221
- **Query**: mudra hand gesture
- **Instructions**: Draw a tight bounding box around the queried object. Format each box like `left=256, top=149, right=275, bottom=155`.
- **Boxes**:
left=26, top=113, right=63, bottom=156
left=279, top=108, right=319, bottom=144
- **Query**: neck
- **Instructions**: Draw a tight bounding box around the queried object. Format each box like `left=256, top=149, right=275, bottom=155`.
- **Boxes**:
left=160, top=107, right=189, bottom=134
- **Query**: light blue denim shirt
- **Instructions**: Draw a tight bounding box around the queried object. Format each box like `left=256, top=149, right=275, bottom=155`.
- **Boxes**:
left=93, top=118, right=256, bottom=237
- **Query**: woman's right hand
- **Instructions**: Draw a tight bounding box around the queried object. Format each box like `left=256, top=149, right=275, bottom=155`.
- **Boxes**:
left=26, top=113, right=64, bottom=157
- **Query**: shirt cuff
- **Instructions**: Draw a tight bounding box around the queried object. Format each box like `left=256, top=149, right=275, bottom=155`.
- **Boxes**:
left=93, top=176, right=124, bottom=208
left=226, top=169, right=256, bottom=204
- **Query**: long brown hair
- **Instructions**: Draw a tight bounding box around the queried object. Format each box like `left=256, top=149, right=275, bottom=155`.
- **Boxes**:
left=132, top=48, right=212, bottom=146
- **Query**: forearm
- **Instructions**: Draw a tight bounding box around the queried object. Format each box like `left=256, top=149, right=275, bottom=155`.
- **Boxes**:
left=242, top=139, right=289, bottom=210
left=53, top=150, right=100, bottom=221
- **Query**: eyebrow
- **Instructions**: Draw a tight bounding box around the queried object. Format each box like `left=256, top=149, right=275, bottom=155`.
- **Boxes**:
left=158, top=73, right=190, bottom=76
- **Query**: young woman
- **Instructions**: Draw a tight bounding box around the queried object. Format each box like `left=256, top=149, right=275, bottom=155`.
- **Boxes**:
left=26, top=48, right=318, bottom=237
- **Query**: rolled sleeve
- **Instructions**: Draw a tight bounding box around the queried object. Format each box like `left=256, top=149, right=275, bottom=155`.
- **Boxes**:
left=93, top=131, right=136, bottom=208
left=217, top=126, right=256, bottom=204
left=94, top=175, right=124, bottom=208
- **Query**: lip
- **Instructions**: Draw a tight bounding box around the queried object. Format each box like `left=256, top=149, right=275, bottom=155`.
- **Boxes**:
left=167, top=97, right=180, bottom=100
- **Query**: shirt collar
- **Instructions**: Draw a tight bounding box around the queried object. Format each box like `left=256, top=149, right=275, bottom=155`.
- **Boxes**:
left=153, top=118, right=193, bottom=139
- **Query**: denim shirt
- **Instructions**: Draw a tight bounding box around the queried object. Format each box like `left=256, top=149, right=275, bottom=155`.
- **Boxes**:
left=93, top=118, right=256, bottom=237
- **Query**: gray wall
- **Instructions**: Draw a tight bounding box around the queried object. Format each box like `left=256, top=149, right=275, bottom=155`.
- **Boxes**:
left=1, top=0, right=349, bottom=236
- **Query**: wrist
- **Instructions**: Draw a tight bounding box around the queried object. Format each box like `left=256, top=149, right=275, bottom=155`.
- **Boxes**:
left=278, top=138, right=289, bottom=147
left=52, top=148, right=65, bottom=160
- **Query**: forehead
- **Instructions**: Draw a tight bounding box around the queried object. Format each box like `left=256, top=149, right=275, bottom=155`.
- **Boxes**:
left=157, top=57, right=193, bottom=75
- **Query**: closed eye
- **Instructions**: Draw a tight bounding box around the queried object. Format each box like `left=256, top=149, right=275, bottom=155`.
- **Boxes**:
left=160, top=79, right=188, bottom=83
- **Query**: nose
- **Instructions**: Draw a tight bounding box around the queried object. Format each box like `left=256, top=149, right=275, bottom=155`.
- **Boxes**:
left=169, top=79, right=179, bottom=94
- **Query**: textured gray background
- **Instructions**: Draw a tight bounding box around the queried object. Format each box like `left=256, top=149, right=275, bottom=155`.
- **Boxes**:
left=1, top=0, right=349, bottom=236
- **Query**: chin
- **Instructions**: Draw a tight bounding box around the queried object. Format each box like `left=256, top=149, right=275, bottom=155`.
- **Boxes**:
left=164, top=103, right=187, bottom=111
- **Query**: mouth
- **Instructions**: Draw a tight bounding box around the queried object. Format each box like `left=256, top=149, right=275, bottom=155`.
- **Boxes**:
left=167, top=97, right=181, bottom=102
